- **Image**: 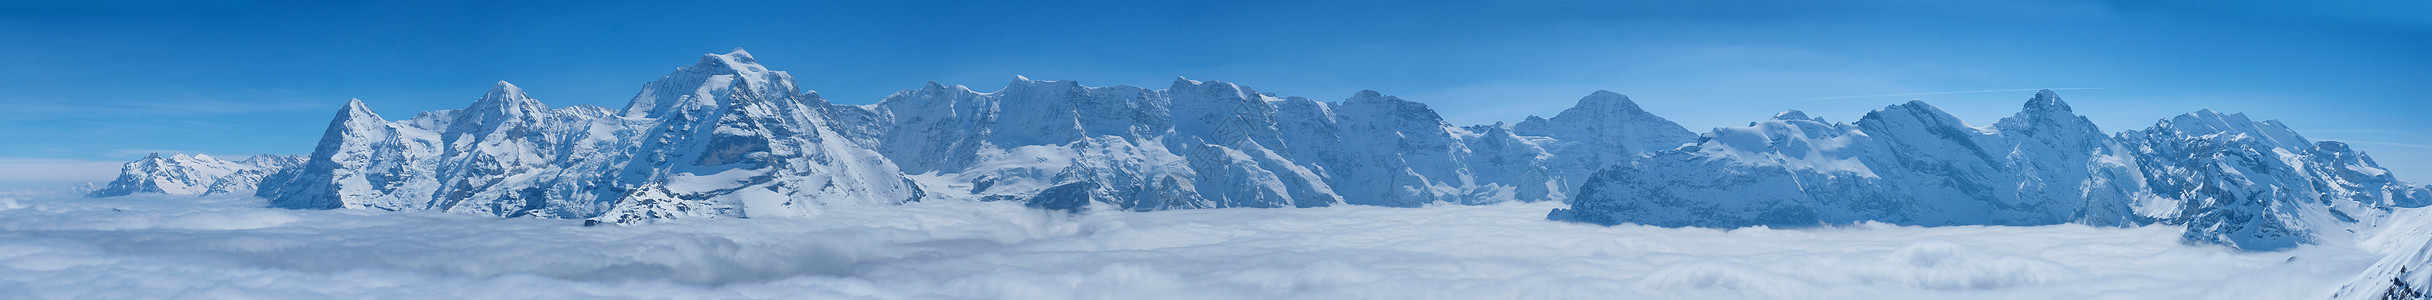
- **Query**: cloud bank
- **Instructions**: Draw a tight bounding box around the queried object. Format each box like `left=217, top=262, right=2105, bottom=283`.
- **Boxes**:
left=0, top=192, right=2380, bottom=299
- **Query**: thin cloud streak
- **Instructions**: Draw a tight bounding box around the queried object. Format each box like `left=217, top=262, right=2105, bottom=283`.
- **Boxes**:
left=2344, top=141, right=2432, bottom=150
left=1770, top=88, right=2107, bottom=103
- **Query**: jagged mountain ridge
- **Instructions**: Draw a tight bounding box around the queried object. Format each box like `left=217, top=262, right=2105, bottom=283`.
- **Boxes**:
left=1550, top=91, right=2431, bottom=250
left=88, top=49, right=2428, bottom=253
left=230, top=49, right=1697, bottom=225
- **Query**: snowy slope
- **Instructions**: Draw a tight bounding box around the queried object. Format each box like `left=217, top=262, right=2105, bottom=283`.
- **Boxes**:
left=2115, top=109, right=2428, bottom=250
left=88, top=153, right=301, bottom=197
left=2333, top=207, right=2432, bottom=300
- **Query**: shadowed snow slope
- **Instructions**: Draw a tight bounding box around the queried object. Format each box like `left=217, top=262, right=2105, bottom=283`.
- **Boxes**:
left=0, top=192, right=2384, bottom=299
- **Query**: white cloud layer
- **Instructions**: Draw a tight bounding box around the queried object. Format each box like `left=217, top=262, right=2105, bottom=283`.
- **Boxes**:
left=0, top=192, right=2382, bottom=299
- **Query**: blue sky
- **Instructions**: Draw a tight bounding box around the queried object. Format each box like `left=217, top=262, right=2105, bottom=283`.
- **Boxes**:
left=1, top=0, right=2427, bottom=188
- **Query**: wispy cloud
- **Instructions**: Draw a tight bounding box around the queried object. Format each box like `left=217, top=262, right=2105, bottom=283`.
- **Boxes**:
left=2342, top=141, right=2432, bottom=150
left=2303, top=130, right=2432, bottom=140
left=2307, top=130, right=2423, bottom=134
left=0, top=92, right=332, bottom=122
left=102, top=149, right=189, bottom=157
left=1770, top=88, right=2107, bottom=103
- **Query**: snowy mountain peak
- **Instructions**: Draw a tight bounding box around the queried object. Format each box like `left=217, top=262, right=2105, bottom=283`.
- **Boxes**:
left=484, top=80, right=523, bottom=98
left=1013, top=74, right=1030, bottom=81
left=2023, top=89, right=2072, bottom=112
left=1862, top=100, right=1975, bottom=129
left=1574, top=90, right=1644, bottom=111
left=1993, top=90, right=2098, bottom=135
left=1353, top=89, right=1384, bottom=99
left=2157, top=109, right=2312, bottom=148
left=338, top=98, right=381, bottom=122
left=1170, top=77, right=1258, bottom=101
left=469, top=81, right=540, bottom=111
left=1772, top=109, right=1815, bottom=121
left=688, top=48, right=769, bottom=74
left=621, top=49, right=803, bottom=118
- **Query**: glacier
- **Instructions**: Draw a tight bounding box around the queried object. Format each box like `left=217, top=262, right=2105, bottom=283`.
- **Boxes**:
left=91, top=49, right=2429, bottom=253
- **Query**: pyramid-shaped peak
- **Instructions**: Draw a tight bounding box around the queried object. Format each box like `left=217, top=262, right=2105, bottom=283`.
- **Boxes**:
left=335, top=98, right=385, bottom=123
left=1014, top=74, right=1031, bottom=81
left=2023, top=89, right=2071, bottom=112
left=489, top=80, right=520, bottom=92
left=481, top=81, right=527, bottom=101
left=1571, top=90, right=1645, bottom=112
left=467, top=80, right=546, bottom=115
left=1353, top=90, right=1384, bottom=99
left=343, top=98, right=374, bottom=114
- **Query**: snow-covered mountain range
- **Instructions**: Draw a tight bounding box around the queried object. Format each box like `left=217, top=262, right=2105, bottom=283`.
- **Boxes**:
left=91, top=49, right=2429, bottom=254
left=87, top=153, right=301, bottom=197
left=1550, top=91, right=2430, bottom=251
left=211, top=49, right=1706, bottom=226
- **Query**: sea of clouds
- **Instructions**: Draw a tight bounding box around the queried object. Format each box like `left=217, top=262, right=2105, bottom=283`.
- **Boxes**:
left=0, top=190, right=2383, bottom=299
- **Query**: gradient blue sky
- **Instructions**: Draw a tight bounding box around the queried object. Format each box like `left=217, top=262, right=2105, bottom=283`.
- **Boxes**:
left=1, top=0, right=2427, bottom=188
